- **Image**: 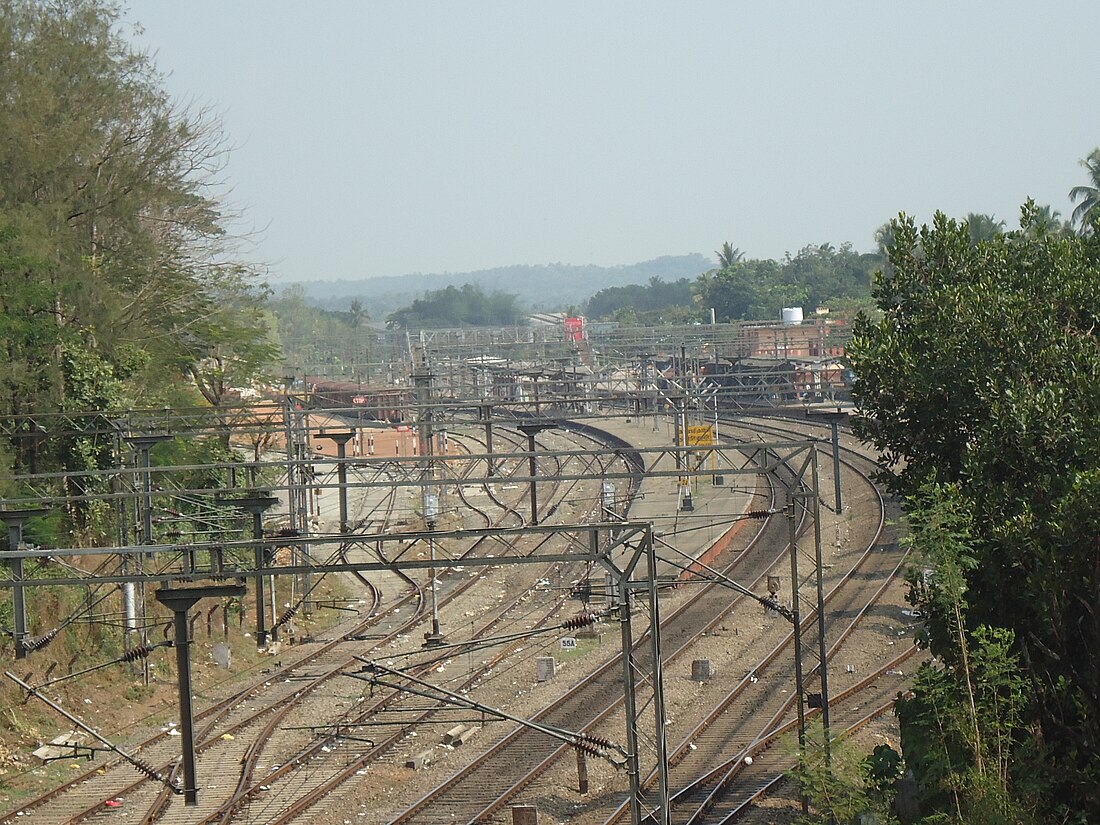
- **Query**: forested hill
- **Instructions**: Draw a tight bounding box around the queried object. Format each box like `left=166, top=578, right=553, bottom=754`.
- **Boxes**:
left=290, top=254, right=712, bottom=316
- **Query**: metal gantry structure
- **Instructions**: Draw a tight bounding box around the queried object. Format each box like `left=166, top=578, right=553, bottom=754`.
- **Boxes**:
left=0, top=322, right=844, bottom=821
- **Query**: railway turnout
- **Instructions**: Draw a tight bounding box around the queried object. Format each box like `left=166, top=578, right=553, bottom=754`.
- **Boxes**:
left=0, top=384, right=907, bottom=825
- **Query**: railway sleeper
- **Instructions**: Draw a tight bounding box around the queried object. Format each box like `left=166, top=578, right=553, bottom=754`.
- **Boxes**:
left=454, top=727, right=478, bottom=747
left=442, top=724, right=479, bottom=747
left=442, top=724, right=467, bottom=745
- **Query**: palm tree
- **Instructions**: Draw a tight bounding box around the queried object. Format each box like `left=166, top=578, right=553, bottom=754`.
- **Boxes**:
left=965, top=213, right=1005, bottom=246
left=873, top=222, right=896, bottom=258
left=715, top=242, right=744, bottom=268
left=1070, top=148, right=1100, bottom=235
left=348, top=298, right=368, bottom=328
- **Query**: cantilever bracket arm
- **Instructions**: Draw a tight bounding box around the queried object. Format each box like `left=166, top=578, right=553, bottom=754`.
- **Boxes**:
left=348, top=658, right=628, bottom=767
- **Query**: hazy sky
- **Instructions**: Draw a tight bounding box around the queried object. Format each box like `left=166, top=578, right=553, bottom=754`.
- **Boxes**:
left=127, top=2, right=1100, bottom=283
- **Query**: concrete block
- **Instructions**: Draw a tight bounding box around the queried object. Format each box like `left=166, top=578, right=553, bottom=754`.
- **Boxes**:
left=211, top=642, right=232, bottom=669
left=32, top=732, right=87, bottom=764
left=691, top=659, right=714, bottom=682
left=404, top=749, right=433, bottom=770
left=443, top=724, right=468, bottom=745
left=452, top=726, right=478, bottom=747
left=536, top=656, right=556, bottom=682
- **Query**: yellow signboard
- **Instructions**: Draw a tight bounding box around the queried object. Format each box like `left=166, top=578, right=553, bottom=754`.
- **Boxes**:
left=685, top=424, right=715, bottom=471
left=685, top=425, right=714, bottom=446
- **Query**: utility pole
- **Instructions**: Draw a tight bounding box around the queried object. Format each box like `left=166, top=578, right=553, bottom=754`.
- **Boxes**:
left=110, top=425, right=137, bottom=659
left=645, top=529, right=671, bottom=825
left=413, top=347, right=445, bottom=647
left=282, top=376, right=298, bottom=536
left=125, top=433, right=171, bottom=684
left=599, top=524, right=669, bottom=825
left=788, top=491, right=809, bottom=817
left=125, top=434, right=172, bottom=547
left=225, top=495, right=279, bottom=647
left=809, top=450, right=833, bottom=768
left=422, top=493, right=443, bottom=647
left=0, top=509, right=49, bottom=658
left=710, top=386, right=723, bottom=486
left=517, top=421, right=556, bottom=526
left=806, top=407, right=846, bottom=513
left=788, top=465, right=833, bottom=810
left=480, top=402, right=495, bottom=476
left=282, top=376, right=312, bottom=616
left=615, top=560, right=641, bottom=825
left=315, top=431, right=354, bottom=533
left=671, top=394, right=692, bottom=511
left=154, top=582, right=246, bottom=805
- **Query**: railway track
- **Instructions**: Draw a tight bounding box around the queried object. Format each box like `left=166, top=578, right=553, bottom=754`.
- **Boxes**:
left=653, top=648, right=916, bottom=825
left=387, top=414, right=905, bottom=824
left=0, top=421, right=634, bottom=825
left=602, top=413, right=910, bottom=824
left=387, top=454, right=789, bottom=821
left=0, top=481, right=408, bottom=825
left=0, top=428, right=527, bottom=824
left=191, top=428, right=636, bottom=824
left=3, top=412, right=907, bottom=825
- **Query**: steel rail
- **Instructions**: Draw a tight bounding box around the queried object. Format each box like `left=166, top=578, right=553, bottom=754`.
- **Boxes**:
left=401, top=416, right=887, bottom=825
left=189, top=429, right=633, bottom=822
left=0, top=471, right=409, bottom=824
left=595, top=412, right=899, bottom=824
left=389, top=452, right=787, bottom=824
left=197, top=429, right=634, bottom=823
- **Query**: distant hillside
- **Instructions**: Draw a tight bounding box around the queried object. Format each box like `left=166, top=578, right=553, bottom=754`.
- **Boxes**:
left=289, top=254, right=712, bottom=318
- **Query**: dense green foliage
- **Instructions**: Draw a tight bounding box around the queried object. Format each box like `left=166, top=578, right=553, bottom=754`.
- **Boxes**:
left=378, top=240, right=880, bottom=329
left=584, top=277, right=697, bottom=323
left=790, top=722, right=903, bottom=825
left=895, top=482, right=1034, bottom=824
left=268, top=286, right=379, bottom=380
left=849, top=202, right=1100, bottom=822
left=696, top=243, right=879, bottom=322
left=302, top=244, right=883, bottom=325
left=385, top=283, right=524, bottom=328
left=0, top=0, right=275, bottom=533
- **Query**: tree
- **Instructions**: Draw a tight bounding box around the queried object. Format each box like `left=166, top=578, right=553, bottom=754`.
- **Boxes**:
left=0, top=0, right=275, bottom=537
left=1022, top=204, right=1070, bottom=237
left=180, top=273, right=279, bottom=445
left=715, top=241, right=745, bottom=268
left=895, top=482, right=1033, bottom=823
left=348, top=299, right=368, bottom=328
left=789, top=720, right=902, bottom=825
left=873, top=222, right=896, bottom=258
left=386, top=284, right=523, bottom=328
left=268, top=286, right=379, bottom=380
left=585, top=277, right=696, bottom=322
left=782, top=243, right=877, bottom=309
left=695, top=258, right=799, bottom=322
left=1069, top=147, right=1100, bottom=235
left=964, top=213, right=1005, bottom=245
left=0, top=0, right=274, bottom=424
left=849, top=202, right=1100, bottom=821
left=695, top=240, right=877, bottom=324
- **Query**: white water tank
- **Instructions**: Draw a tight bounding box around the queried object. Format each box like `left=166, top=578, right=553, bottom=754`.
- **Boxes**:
left=781, top=306, right=804, bottom=325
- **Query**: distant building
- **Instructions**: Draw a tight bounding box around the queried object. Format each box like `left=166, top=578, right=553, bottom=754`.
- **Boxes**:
left=306, top=379, right=410, bottom=422
left=735, top=318, right=847, bottom=359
